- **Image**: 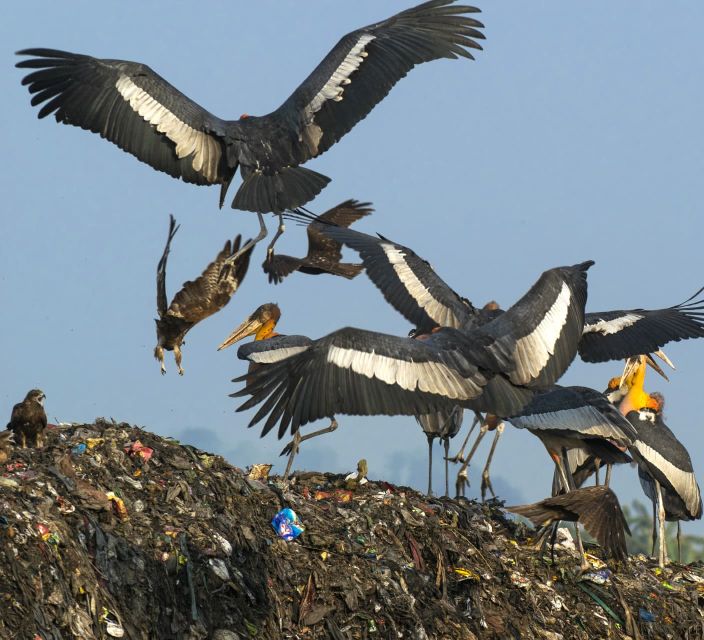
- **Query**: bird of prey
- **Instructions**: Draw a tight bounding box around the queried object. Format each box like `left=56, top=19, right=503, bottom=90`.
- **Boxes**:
left=6, top=389, right=47, bottom=448
left=155, top=215, right=253, bottom=375
left=0, top=432, right=14, bottom=464
left=16, top=1, right=485, bottom=260
left=507, top=485, right=631, bottom=563
left=263, top=200, right=372, bottom=284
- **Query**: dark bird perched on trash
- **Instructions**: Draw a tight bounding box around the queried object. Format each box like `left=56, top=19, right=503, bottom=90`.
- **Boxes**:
left=0, top=432, right=14, bottom=464
left=263, top=200, right=372, bottom=284
left=615, top=358, right=702, bottom=567
left=231, top=260, right=592, bottom=441
left=16, top=1, right=485, bottom=260
left=507, top=485, right=631, bottom=563
left=154, top=215, right=253, bottom=375
left=6, top=389, right=47, bottom=448
left=219, top=303, right=336, bottom=479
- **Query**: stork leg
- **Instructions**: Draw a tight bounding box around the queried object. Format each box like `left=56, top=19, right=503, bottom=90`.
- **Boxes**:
left=556, top=449, right=589, bottom=571
left=594, top=458, right=600, bottom=486
left=655, top=479, right=668, bottom=567
left=266, top=214, right=286, bottom=261
left=447, top=413, right=481, bottom=464
left=651, top=499, right=657, bottom=557
left=480, top=421, right=504, bottom=502
left=677, top=522, right=681, bottom=563
left=281, top=418, right=339, bottom=480
left=426, top=435, right=434, bottom=496
left=454, top=420, right=488, bottom=498
left=222, top=212, right=268, bottom=273
left=604, top=463, right=613, bottom=488
left=443, top=438, right=451, bottom=498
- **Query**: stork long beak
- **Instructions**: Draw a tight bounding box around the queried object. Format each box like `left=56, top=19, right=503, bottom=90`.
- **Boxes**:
left=619, top=354, right=668, bottom=388
left=218, top=316, right=266, bottom=351
left=653, top=349, right=675, bottom=370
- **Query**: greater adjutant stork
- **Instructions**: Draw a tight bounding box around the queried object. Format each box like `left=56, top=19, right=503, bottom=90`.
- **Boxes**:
left=319, top=225, right=704, bottom=493
left=154, top=215, right=253, bottom=375
left=16, top=1, right=485, bottom=261
left=230, top=260, right=593, bottom=448
left=615, top=357, right=702, bottom=567
left=218, top=303, right=336, bottom=479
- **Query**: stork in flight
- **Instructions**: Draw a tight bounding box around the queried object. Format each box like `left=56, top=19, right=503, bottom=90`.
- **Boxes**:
left=319, top=224, right=704, bottom=495
left=230, top=260, right=593, bottom=461
left=16, top=1, right=485, bottom=261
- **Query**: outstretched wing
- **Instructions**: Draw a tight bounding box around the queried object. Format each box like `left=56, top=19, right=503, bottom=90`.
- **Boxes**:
left=471, top=262, right=592, bottom=388
left=231, top=326, right=534, bottom=439
left=16, top=48, right=231, bottom=187
left=508, top=385, right=637, bottom=445
left=156, top=215, right=180, bottom=318
left=322, top=226, right=475, bottom=331
left=271, top=1, right=484, bottom=162
left=579, top=286, right=704, bottom=362
left=307, top=199, right=374, bottom=260
left=168, top=235, right=253, bottom=324
left=508, top=486, right=630, bottom=561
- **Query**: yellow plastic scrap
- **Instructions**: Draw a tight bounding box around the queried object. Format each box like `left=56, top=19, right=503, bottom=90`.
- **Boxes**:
left=585, top=553, right=606, bottom=570
left=105, top=492, right=129, bottom=522
left=453, top=568, right=481, bottom=582
left=86, top=438, right=104, bottom=450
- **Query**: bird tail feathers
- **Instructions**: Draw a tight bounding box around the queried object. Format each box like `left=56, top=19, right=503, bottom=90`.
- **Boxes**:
left=232, top=167, right=330, bottom=213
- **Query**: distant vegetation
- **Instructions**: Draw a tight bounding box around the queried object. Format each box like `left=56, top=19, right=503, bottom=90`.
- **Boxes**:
left=623, top=500, right=704, bottom=564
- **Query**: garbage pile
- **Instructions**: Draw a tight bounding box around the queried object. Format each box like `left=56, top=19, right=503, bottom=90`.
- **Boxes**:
left=1, top=420, right=702, bottom=639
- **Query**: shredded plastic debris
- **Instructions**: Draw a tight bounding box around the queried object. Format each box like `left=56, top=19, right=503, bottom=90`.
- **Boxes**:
left=0, top=419, right=702, bottom=639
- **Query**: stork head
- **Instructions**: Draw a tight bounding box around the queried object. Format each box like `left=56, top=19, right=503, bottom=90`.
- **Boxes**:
left=219, top=303, right=281, bottom=350
left=617, top=356, right=661, bottom=416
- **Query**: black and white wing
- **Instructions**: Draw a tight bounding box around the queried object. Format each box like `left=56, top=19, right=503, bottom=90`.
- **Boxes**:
left=508, top=385, right=637, bottom=445
left=231, top=326, right=534, bottom=439
left=272, top=1, right=484, bottom=163
left=471, top=262, right=593, bottom=389
left=17, top=49, right=232, bottom=189
left=156, top=214, right=179, bottom=318
left=579, top=287, right=704, bottom=362
left=237, top=335, right=314, bottom=365
left=322, top=225, right=476, bottom=331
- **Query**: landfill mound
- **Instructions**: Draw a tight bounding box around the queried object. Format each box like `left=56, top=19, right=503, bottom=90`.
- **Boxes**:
left=1, top=420, right=702, bottom=640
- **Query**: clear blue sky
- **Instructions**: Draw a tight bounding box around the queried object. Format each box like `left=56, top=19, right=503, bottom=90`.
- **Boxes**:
left=3, top=2, right=703, bottom=536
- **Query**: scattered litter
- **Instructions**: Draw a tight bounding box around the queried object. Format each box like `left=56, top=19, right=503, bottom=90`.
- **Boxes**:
left=0, top=419, right=701, bottom=639
left=271, top=507, right=304, bottom=541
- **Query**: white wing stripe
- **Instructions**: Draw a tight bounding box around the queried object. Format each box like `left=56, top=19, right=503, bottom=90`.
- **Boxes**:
left=381, top=243, right=461, bottom=328
left=513, top=282, right=571, bottom=383
left=510, top=406, right=628, bottom=440
left=248, top=346, right=311, bottom=364
left=326, top=345, right=482, bottom=400
left=583, top=313, right=642, bottom=335
left=307, top=34, right=376, bottom=115
left=633, top=439, right=702, bottom=517
left=115, top=75, right=221, bottom=182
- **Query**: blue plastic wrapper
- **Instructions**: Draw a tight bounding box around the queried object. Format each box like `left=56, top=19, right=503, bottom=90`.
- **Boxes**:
left=639, top=608, right=655, bottom=623
left=271, top=508, right=304, bottom=541
left=72, top=443, right=87, bottom=456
